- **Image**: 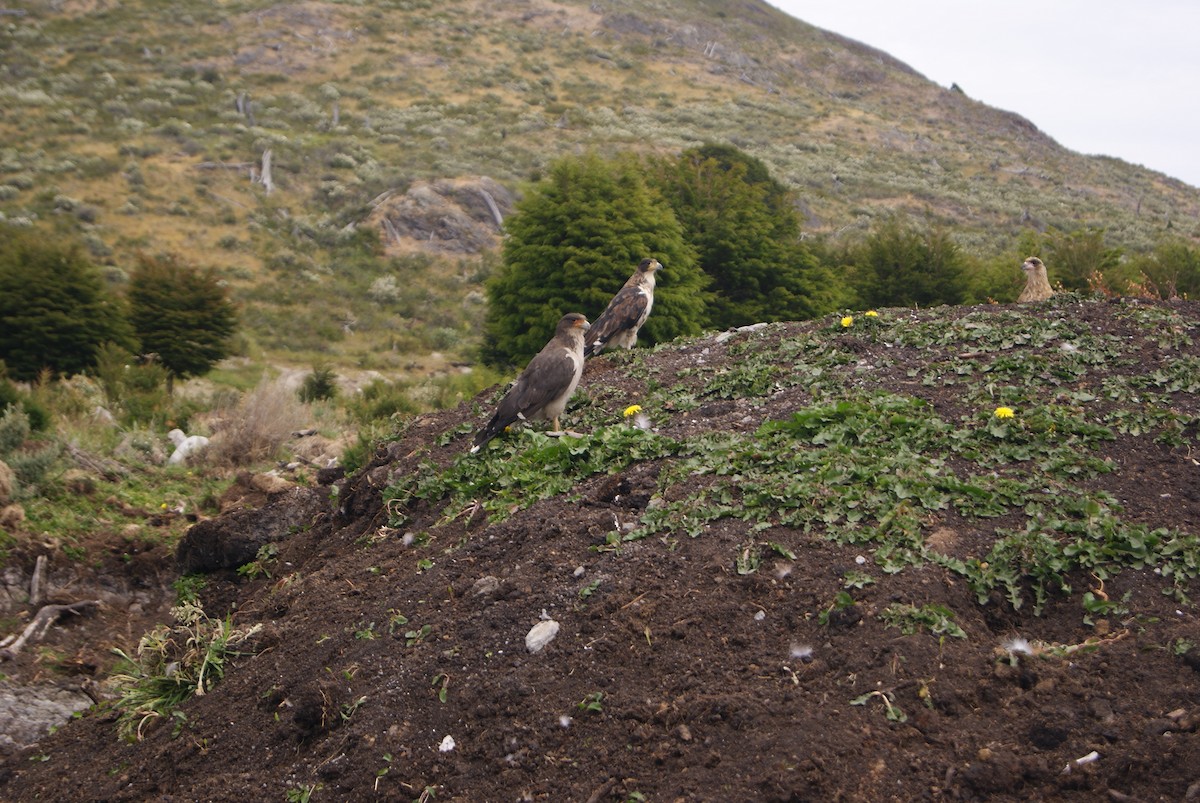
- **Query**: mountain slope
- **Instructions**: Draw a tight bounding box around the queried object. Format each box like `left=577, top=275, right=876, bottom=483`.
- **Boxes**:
left=3, top=295, right=1198, bottom=800
left=2, top=0, right=1199, bottom=369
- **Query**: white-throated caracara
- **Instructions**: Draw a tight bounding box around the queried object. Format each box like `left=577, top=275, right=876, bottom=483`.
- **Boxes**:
left=1018, top=256, right=1053, bottom=302
left=584, top=257, right=662, bottom=358
left=470, top=312, right=590, bottom=453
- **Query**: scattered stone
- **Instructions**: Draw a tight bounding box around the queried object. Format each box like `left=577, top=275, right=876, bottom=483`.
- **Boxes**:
left=525, top=620, right=560, bottom=653
left=471, top=576, right=500, bottom=597
left=167, top=429, right=210, bottom=465
left=0, top=682, right=93, bottom=753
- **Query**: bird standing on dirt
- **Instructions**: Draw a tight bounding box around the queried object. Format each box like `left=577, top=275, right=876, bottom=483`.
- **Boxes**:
left=584, top=258, right=662, bottom=358
left=1017, top=256, right=1053, bottom=302
left=470, top=313, right=590, bottom=453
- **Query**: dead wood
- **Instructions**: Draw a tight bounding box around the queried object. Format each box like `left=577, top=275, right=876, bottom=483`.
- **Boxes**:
left=0, top=600, right=100, bottom=661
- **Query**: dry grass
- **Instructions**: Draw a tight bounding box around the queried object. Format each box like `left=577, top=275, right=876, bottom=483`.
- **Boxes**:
left=205, top=376, right=308, bottom=467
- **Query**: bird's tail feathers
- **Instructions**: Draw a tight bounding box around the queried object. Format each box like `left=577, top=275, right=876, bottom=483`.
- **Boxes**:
left=470, top=412, right=514, bottom=453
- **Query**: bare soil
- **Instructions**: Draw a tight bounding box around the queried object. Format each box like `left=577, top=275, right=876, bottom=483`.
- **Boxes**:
left=2, top=298, right=1199, bottom=802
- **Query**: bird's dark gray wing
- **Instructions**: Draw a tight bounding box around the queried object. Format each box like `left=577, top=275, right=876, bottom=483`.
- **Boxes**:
left=503, top=347, right=578, bottom=419
left=585, top=286, right=647, bottom=355
left=473, top=346, right=576, bottom=450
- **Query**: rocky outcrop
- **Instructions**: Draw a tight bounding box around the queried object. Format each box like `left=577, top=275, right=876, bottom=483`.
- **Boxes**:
left=175, top=485, right=328, bottom=574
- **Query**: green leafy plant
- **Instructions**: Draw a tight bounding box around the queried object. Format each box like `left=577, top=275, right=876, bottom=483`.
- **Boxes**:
left=431, top=673, right=450, bottom=703
left=879, top=603, right=967, bottom=639
left=404, top=624, right=432, bottom=647
left=578, top=691, right=604, bottom=713
left=850, top=690, right=907, bottom=723
left=237, top=543, right=279, bottom=580
left=109, top=602, right=263, bottom=742
left=817, top=591, right=855, bottom=626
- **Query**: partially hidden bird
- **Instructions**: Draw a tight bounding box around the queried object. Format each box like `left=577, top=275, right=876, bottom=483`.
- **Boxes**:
left=1018, top=256, right=1053, bottom=302
left=470, top=312, right=590, bottom=453
left=584, top=257, right=662, bottom=358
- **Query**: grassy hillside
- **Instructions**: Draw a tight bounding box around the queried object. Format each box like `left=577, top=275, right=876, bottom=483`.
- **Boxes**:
left=3, top=0, right=1199, bottom=374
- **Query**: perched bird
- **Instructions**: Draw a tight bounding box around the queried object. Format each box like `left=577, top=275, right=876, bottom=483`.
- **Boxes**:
left=584, top=258, right=662, bottom=358
left=1018, top=256, right=1053, bottom=302
left=470, top=313, right=590, bottom=453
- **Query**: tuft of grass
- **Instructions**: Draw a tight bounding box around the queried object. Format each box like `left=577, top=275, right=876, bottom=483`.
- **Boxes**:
left=109, top=602, right=263, bottom=742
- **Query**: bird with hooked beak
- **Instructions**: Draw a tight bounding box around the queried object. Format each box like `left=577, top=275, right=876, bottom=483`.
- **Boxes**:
left=1018, top=256, right=1053, bottom=302
left=470, top=312, right=590, bottom=453
left=584, top=258, right=662, bottom=358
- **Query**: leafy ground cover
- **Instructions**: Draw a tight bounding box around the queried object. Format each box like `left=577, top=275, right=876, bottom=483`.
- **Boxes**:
left=1, top=295, right=1199, bottom=801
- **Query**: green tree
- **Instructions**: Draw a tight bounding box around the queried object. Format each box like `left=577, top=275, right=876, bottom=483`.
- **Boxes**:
left=1126, top=239, right=1200, bottom=299
left=647, top=144, right=837, bottom=329
left=483, top=153, right=709, bottom=368
left=1044, top=227, right=1122, bottom=292
left=0, top=224, right=133, bottom=381
left=127, top=254, right=237, bottom=392
left=848, top=216, right=969, bottom=309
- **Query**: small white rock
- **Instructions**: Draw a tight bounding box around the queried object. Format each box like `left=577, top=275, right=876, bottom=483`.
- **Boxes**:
left=855, top=555, right=867, bottom=565
left=525, top=620, right=560, bottom=653
left=754, top=610, right=766, bottom=621
left=573, top=566, right=586, bottom=577
left=439, top=735, right=456, bottom=752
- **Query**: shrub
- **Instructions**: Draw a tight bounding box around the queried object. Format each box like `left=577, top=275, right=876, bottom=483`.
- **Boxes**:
left=0, top=224, right=135, bottom=380
left=0, top=380, right=51, bottom=432
left=0, top=405, right=61, bottom=498
left=299, top=365, right=339, bottom=403
left=205, top=376, right=307, bottom=467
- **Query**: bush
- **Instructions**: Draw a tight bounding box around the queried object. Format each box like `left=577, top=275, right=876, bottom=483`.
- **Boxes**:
left=205, top=377, right=307, bottom=467
left=0, top=380, right=51, bottom=432
left=483, top=152, right=708, bottom=368
left=298, top=365, right=339, bottom=403
left=346, top=378, right=419, bottom=425
left=0, top=405, right=61, bottom=499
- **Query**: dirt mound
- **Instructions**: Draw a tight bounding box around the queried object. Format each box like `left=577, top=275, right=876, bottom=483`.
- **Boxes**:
left=3, top=297, right=1200, bottom=801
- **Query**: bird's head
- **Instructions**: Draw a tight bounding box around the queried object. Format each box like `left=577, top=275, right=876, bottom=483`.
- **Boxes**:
left=637, top=258, right=663, bottom=275
left=559, top=312, right=590, bottom=333
left=1022, top=256, right=1044, bottom=274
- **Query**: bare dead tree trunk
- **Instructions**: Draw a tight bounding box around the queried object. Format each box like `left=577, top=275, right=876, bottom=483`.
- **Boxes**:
left=331, top=100, right=340, bottom=126
left=29, top=555, right=47, bottom=608
left=260, top=149, right=274, bottom=194
left=479, top=189, right=504, bottom=228
left=236, top=91, right=255, bottom=126
left=380, top=216, right=401, bottom=245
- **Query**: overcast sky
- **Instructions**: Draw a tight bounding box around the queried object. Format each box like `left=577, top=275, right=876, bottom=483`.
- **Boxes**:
left=765, top=1, right=1200, bottom=189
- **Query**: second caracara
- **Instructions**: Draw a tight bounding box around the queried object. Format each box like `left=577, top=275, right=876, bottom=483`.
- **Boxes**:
left=470, top=313, right=590, bottom=453
left=584, top=258, right=662, bottom=358
left=1018, top=256, right=1053, bottom=302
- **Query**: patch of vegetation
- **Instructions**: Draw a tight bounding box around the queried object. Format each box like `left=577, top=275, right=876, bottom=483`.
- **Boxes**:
left=109, top=602, right=263, bottom=742
left=384, top=424, right=678, bottom=525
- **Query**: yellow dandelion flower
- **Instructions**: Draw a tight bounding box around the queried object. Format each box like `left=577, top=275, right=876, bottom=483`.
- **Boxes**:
left=840, top=316, right=854, bottom=328
left=623, top=404, right=643, bottom=418
left=160, top=503, right=168, bottom=509
left=865, top=310, right=878, bottom=318
left=993, top=406, right=1015, bottom=419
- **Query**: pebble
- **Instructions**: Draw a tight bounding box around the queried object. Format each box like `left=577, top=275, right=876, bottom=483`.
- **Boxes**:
left=525, top=620, right=560, bottom=653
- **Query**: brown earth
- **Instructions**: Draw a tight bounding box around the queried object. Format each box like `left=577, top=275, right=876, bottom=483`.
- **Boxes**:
left=2, top=297, right=1200, bottom=802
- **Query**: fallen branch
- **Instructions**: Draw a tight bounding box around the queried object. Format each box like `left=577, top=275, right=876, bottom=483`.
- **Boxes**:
left=0, top=600, right=100, bottom=661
